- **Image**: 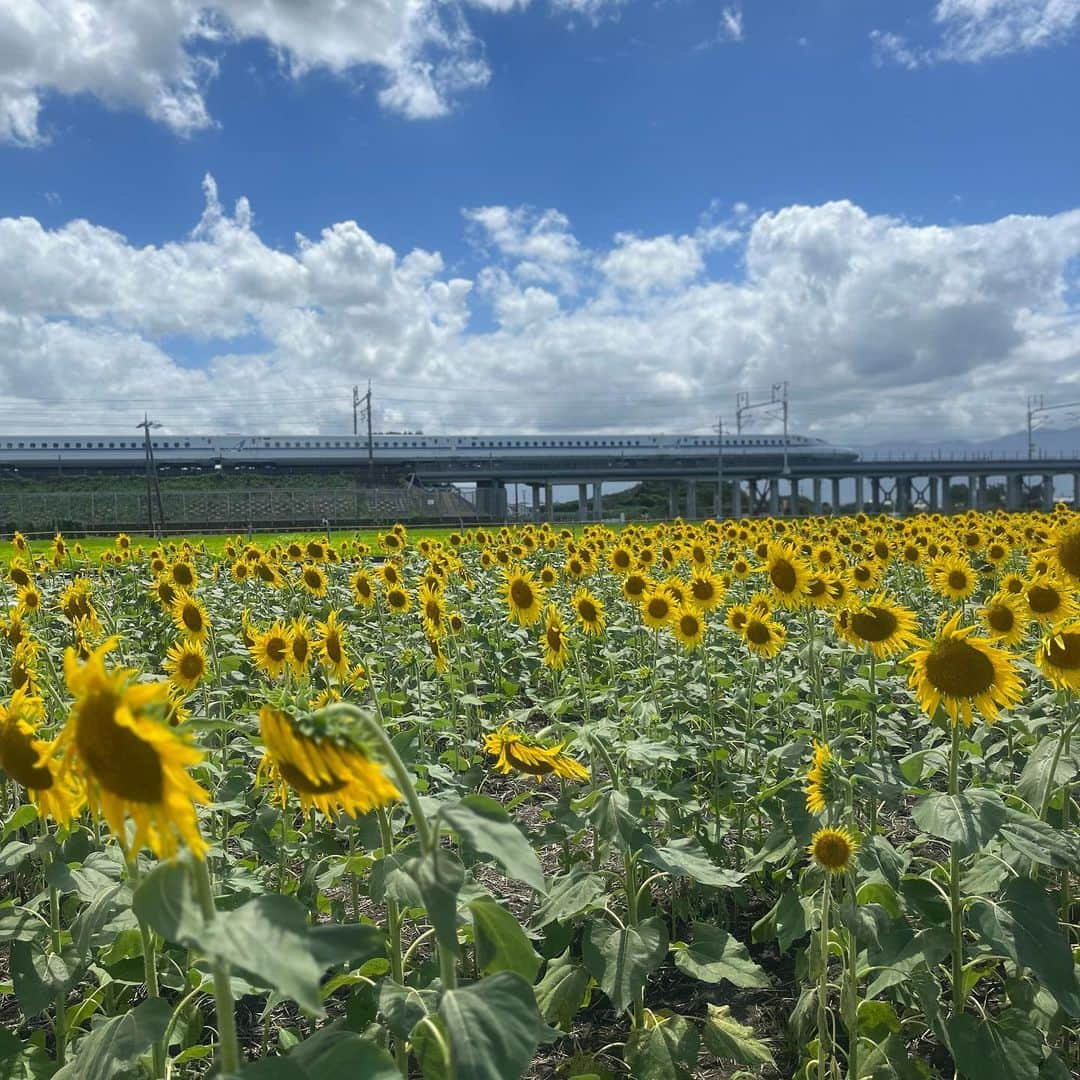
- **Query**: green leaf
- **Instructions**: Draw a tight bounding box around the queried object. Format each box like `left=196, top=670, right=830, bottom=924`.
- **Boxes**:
left=946, top=1010, right=1044, bottom=1080
left=589, top=791, right=648, bottom=851
left=625, top=1013, right=700, bottom=1080
left=583, top=917, right=668, bottom=1014
left=378, top=980, right=438, bottom=1040
left=534, top=951, right=591, bottom=1030
left=131, top=859, right=206, bottom=947
left=998, top=808, right=1079, bottom=869
left=11, top=942, right=56, bottom=1018
left=1017, top=738, right=1080, bottom=809
left=287, top=1028, right=400, bottom=1080
left=911, top=790, right=1006, bottom=857
left=438, top=972, right=555, bottom=1080
left=672, top=924, right=768, bottom=988
left=865, top=927, right=952, bottom=1000
left=54, top=998, right=172, bottom=1080
left=0, top=843, right=33, bottom=874
left=440, top=796, right=545, bottom=893
left=72, top=883, right=125, bottom=959
left=969, top=877, right=1080, bottom=1016
left=408, top=849, right=465, bottom=960
left=468, top=899, right=540, bottom=981
left=701, top=1005, right=775, bottom=1067
left=531, top=872, right=605, bottom=928
left=640, top=839, right=745, bottom=888
left=1, top=804, right=40, bottom=841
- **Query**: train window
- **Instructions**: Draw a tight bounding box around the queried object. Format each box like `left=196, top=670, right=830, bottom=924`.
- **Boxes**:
left=108, top=442, right=114, bottom=448
left=53, top=443, right=59, bottom=449
left=29, top=443, right=35, bottom=448
left=184, top=442, right=190, bottom=448
left=63, top=442, right=70, bottom=448
left=17, top=442, right=24, bottom=449
left=99, top=442, right=105, bottom=448
left=75, top=442, right=82, bottom=448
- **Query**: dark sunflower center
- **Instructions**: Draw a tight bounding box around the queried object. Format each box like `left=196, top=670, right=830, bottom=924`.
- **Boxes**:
left=923, top=638, right=996, bottom=698
left=0, top=724, right=54, bottom=790
left=426, top=601, right=441, bottom=622
left=173, top=565, right=194, bottom=587
left=324, top=633, right=342, bottom=663
left=813, top=833, right=851, bottom=869
left=1046, top=633, right=1080, bottom=671
left=647, top=598, right=669, bottom=619
left=850, top=607, right=899, bottom=642
left=692, top=580, right=715, bottom=601
left=989, top=545, right=1005, bottom=560
left=266, top=636, right=288, bottom=662
left=731, top=611, right=748, bottom=629
left=292, top=636, right=309, bottom=662
left=510, top=580, right=535, bottom=609
left=179, top=653, right=204, bottom=680
left=1027, top=585, right=1060, bottom=613
left=304, top=571, right=322, bottom=589
left=546, top=627, right=562, bottom=651
left=279, top=761, right=346, bottom=794
left=770, top=560, right=797, bottom=594
left=1057, top=532, right=1080, bottom=579
left=854, top=566, right=871, bottom=582
left=874, top=542, right=889, bottom=559
left=578, top=600, right=598, bottom=622
left=947, top=571, right=968, bottom=591
left=807, top=578, right=827, bottom=597
left=680, top=614, right=699, bottom=637
left=626, top=576, right=646, bottom=596
left=746, top=620, right=771, bottom=645
left=182, top=606, right=203, bottom=633
left=389, top=590, right=406, bottom=608
left=987, top=604, right=1015, bottom=633
left=76, top=691, right=163, bottom=802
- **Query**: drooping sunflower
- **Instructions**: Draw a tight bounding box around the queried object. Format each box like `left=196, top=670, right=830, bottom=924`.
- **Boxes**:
left=979, top=593, right=1029, bottom=647
left=1021, top=575, right=1077, bottom=626
left=316, top=610, right=351, bottom=680
left=572, top=588, right=606, bottom=637
left=11, top=640, right=40, bottom=692
left=164, top=638, right=208, bottom=693
left=483, top=725, right=588, bottom=782
left=0, top=687, right=82, bottom=825
left=541, top=604, right=570, bottom=670
left=1034, top=623, right=1080, bottom=691
left=907, top=610, right=1023, bottom=727
left=8, top=559, right=33, bottom=590
left=298, top=563, right=329, bottom=598
left=251, top=621, right=291, bottom=679
left=763, top=542, right=812, bottom=608
left=741, top=615, right=785, bottom=659
left=258, top=705, right=400, bottom=818
left=809, top=827, right=857, bottom=873
left=503, top=567, right=545, bottom=627
left=672, top=606, right=706, bottom=651
left=835, top=595, right=920, bottom=659
left=58, top=640, right=208, bottom=859
left=171, top=592, right=210, bottom=643
left=804, top=740, right=835, bottom=816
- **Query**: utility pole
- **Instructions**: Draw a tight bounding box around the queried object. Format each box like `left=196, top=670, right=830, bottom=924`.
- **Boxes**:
left=775, top=381, right=790, bottom=475
left=137, top=415, right=166, bottom=537
left=714, top=415, right=724, bottom=519
left=353, top=383, right=375, bottom=483
left=352, top=385, right=360, bottom=436
left=1028, top=393, right=1080, bottom=459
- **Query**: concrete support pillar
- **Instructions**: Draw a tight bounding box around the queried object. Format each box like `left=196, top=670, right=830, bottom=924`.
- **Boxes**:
left=686, top=479, right=697, bottom=519
left=531, top=483, right=542, bottom=522
left=592, top=480, right=603, bottom=521
left=578, top=483, right=589, bottom=522
left=896, top=476, right=910, bottom=516
left=830, top=477, right=841, bottom=514
left=1074, top=473, right=1080, bottom=510
left=787, top=478, right=799, bottom=516
left=812, top=478, right=823, bottom=516
left=968, top=475, right=978, bottom=510
left=870, top=477, right=881, bottom=513
left=854, top=476, right=865, bottom=513
left=768, top=477, right=780, bottom=517
left=747, top=480, right=758, bottom=516
left=1042, top=474, right=1055, bottom=512
left=978, top=475, right=987, bottom=511
left=668, top=481, right=678, bottom=521
left=733, top=480, right=743, bottom=518
left=1006, top=474, right=1021, bottom=511
left=545, top=481, right=553, bottom=522
left=928, top=476, right=938, bottom=512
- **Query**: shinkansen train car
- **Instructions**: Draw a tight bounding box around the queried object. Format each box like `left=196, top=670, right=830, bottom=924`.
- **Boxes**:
left=0, top=432, right=860, bottom=473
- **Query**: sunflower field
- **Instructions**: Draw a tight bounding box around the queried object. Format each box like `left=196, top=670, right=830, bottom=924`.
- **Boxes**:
left=3, top=510, right=1080, bottom=1080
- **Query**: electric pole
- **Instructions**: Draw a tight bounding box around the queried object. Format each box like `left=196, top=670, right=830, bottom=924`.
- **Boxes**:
left=353, top=383, right=374, bottom=483
left=1028, top=394, right=1080, bottom=459
left=137, top=415, right=166, bottom=537
left=353, top=385, right=360, bottom=436
left=714, top=416, right=724, bottom=519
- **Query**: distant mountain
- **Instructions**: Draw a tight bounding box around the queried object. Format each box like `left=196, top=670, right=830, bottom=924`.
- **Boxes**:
left=854, top=424, right=1080, bottom=463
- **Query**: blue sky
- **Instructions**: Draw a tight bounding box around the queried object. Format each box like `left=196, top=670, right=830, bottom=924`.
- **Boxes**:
left=1, top=0, right=1079, bottom=442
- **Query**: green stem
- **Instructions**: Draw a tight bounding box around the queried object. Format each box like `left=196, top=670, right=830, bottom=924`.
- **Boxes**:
left=868, top=657, right=878, bottom=837
left=624, top=852, right=644, bottom=1030
left=1038, top=712, right=1079, bottom=822
left=376, top=806, right=408, bottom=1074
left=817, top=879, right=832, bottom=1080
left=948, top=720, right=965, bottom=1016
left=845, top=872, right=859, bottom=1080
left=48, top=880, right=66, bottom=1067
left=190, top=855, right=241, bottom=1076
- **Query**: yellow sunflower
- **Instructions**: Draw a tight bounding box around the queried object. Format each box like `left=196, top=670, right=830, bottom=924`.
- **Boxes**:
left=687, top=571, right=725, bottom=612
left=1043, top=520, right=1080, bottom=585
left=351, top=569, right=376, bottom=607
left=763, top=542, right=812, bottom=608
left=641, top=587, right=676, bottom=629
left=169, top=560, right=198, bottom=591
left=1022, top=575, right=1077, bottom=626
left=804, top=740, right=833, bottom=816
left=572, top=588, right=606, bottom=636
left=836, top=595, right=920, bottom=659
left=171, top=592, right=210, bottom=643
left=0, top=687, right=82, bottom=825
left=622, top=572, right=650, bottom=602
left=251, top=621, right=291, bottom=679
left=907, top=610, right=1023, bottom=727
left=258, top=705, right=400, bottom=818
left=672, top=606, right=706, bottom=651
left=541, top=604, right=569, bottom=670
left=288, top=616, right=313, bottom=675
left=979, top=593, right=1028, bottom=647
left=316, top=610, right=351, bottom=680
left=483, top=725, right=588, bottom=782
left=609, top=545, right=634, bottom=575
left=385, top=586, right=412, bottom=615
left=809, top=827, right=857, bottom=873
left=419, top=585, right=446, bottom=638
left=164, top=638, right=208, bottom=693
left=1034, top=623, right=1080, bottom=691
left=16, top=583, right=43, bottom=617
left=741, top=615, right=785, bottom=659
left=930, top=555, right=977, bottom=602
left=58, top=640, right=208, bottom=859
left=503, top=567, right=545, bottom=627
left=298, top=563, right=329, bottom=598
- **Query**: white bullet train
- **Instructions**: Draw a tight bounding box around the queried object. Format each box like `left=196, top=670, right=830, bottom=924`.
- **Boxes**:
left=0, top=432, right=860, bottom=471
